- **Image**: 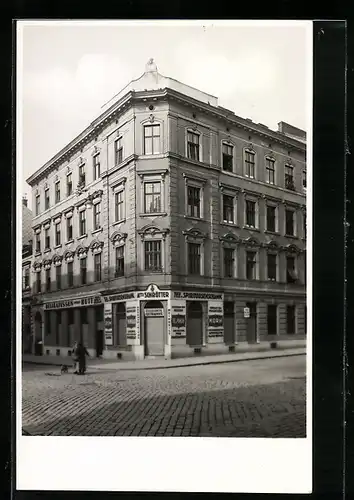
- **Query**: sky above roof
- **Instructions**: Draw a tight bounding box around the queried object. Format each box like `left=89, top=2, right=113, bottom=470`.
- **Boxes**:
left=19, top=21, right=311, bottom=206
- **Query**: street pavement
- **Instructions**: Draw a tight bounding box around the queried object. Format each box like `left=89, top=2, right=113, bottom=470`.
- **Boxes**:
left=22, top=355, right=306, bottom=438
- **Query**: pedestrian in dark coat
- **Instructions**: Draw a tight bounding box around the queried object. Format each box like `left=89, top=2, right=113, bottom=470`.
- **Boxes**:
left=77, top=342, right=90, bottom=374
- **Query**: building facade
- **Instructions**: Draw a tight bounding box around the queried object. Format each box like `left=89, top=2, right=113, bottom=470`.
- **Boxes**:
left=23, top=59, right=307, bottom=360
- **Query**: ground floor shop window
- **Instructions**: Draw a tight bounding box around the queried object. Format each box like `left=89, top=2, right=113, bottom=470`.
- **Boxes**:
left=267, top=304, right=277, bottom=335
left=287, top=305, right=296, bottom=334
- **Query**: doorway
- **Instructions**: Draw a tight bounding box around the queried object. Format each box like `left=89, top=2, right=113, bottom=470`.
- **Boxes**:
left=186, top=301, right=203, bottom=346
left=115, top=303, right=127, bottom=346
left=223, top=302, right=235, bottom=344
left=144, top=301, right=164, bottom=356
left=34, top=311, right=43, bottom=355
left=246, top=302, right=257, bottom=344
left=95, top=330, right=104, bottom=357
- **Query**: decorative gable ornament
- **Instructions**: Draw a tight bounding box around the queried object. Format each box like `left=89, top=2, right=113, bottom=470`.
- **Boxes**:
left=91, top=240, right=104, bottom=254
left=182, top=227, right=207, bottom=240
left=148, top=114, right=155, bottom=123
left=219, top=232, right=239, bottom=245
left=243, top=236, right=260, bottom=248
left=76, top=246, right=88, bottom=259
left=52, top=255, right=63, bottom=267
left=138, top=225, right=169, bottom=241
left=64, top=251, right=74, bottom=263
left=43, top=259, right=52, bottom=270
left=110, top=231, right=128, bottom=246
left=33, top=261, right=42, bottom=272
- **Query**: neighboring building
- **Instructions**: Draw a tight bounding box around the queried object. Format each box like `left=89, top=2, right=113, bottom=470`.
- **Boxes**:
left=22, top=196, right=33, bottom=353
left=24, top=59, right=306, bottom=359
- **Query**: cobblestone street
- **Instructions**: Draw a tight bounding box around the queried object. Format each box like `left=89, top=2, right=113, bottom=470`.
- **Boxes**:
left=22, top=355, right=306, bottom=438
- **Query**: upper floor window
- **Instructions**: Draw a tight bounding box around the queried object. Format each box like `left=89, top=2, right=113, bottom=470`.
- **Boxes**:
left=79, top=164, right=86, bottom=187
left=266, top=205, right=276, bottom=233
left=285, top=165, right=295, bottom=191
left=188, top=242, right=201, bottom=275
left=144, top=125, right=160, bottom=155
left=79, top=210, right=86, bottom=236
left=187, top=131, right=200, bottom=161
left=245, top=200, right=256, bottom=228
left=67, top=173, right=73, bottom=196
left=55, top=222, right=61, bottom=246
left=44, top=228, right=50, bottom=249
left=246, top=250, right=257, bottom=280
left=302, top=170, right=307, bottom=191
left=223, top=195, right=235, bottom=223
left=45, top=268, right=51, bottom=291
left=115, top=137, right=123, bottom=165
left=93, top=154, right=101, bottom=180
left=67, top=261, right=74, bottom=287
left=144, top=240, right=162, bottom=272
left=56, top=266, right=62, bottom=290
left=80, top=257, right=87, bottom=285
left=224, top=248, right=235, bottom=278
left=222, top=143, right=234, bottom=172
left=244, top=150, right=255, bottom=178
left=44, top=188, right=50, bottom=210
left=94, top=253, right=102, bottom=282
left=265, top=157, right=275, bottom=185
left=115, top=246, right=124, bottom=277
left=35, top=233, right=41, bottom=253
left=93, top=202, right=101, bottom=231
left=285, top=209, right=295, bottom=236
left=35, top=194, right=40, bottom=216
left=286, top=256, right=297, bottom=283
left=55, top=181, right=60, bottom=203
left=23, top=267, right=30, bottom=289
left=267, top=253, right=277, bottom=281
left=303, top=211, right=307, bottom=239
left=66, top=217, right=73, bottom=241
left=36, top=271, right=41, bottom=293
left=115, top=190, right=124, bottom=222
left=187, top=186, right=201, bottom=218
left=144, top=182, right=161, bottom=214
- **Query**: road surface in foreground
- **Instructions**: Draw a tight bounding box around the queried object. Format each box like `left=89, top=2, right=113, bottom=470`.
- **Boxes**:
left=22, top=355, right=306, bottom=437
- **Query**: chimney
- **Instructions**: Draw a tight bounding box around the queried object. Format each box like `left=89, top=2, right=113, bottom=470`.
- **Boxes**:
left=22, top=195, right=28, bottom=207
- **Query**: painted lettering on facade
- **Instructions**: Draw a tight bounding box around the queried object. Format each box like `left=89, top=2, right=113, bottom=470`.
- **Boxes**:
left=126, top=301, right=139, bottom=343
left=173, top=291, right=223, bottom=300
left=170, top=301, right=187, bottom=338
left=208, top=301, right=224, bottom=338
left=104, top=303, right=113, bottom=345
left=44, top=296, right=102, bottom=310
left=103, top=292, right=136, bottom=302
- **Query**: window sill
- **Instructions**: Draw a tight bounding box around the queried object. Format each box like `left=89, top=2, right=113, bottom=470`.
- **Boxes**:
left=140, top=212, right=167, bottom=218
left=264, top=230, right=280, bottom=236
left=244, top=175, right=256, bottom=180
left=285, top=234, right=298, bottom=239
left=114, top=274, right=125, bottom=279
left=35, top=252, right=41, bottom=257
left=267, top=278, right=277, bottom=282
left=65, top=239, right=74, bottom=246
left=222, top=168, right=235, bottom=174
left=92, top=227, right=103, bottom=235
left=54, top=244, right=62, bottom=250
left=243, top=226, right=260, bottom=232
left=112, top=219, right=126, bottom=226
left=44, top=248, right=51, bottom=254
left=184, top=215, right=204, bottom=222
left=77, top=234, right=88, bottom=241
left=221, top=221, right=239, bottom=227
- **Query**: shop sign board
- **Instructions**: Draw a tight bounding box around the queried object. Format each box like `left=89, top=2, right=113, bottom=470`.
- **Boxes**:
left=170, top=301, right=186, bottom=337
left=104, top=303, right=113, bottom=345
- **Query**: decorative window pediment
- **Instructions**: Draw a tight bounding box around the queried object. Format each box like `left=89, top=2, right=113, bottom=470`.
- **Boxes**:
left=42, top=218, right=51, bottom=229
left=33, top=261, right=42, bottom=272
left=219, top=232, right=240, bottom=245
left=77, top=156, right=85, bottom=167
left=264, top=240, right=279, bottom=249
left=285, top=243, right=301, bottom=254
left=110, top=231, right=128, bottom=246
left=91, top=189, right=103, bottom=203
left=64, top=206, right=74, bottom=218
left=33, top=225, right=41, bottom=234
left=243, top=236, right=261, bottom=247
left=52, top=212, right=62, bottom=224
left=52, top=254, right=63, bottom=267
left=43, top=259, right=52, bottom=270
left=76, top=245, right=89, bottom=259
left=138, top=224, right=169, bottom=241
left=182, top=227, right=207, bottom=240
left=64, top=250, right=75, bottom=263
left=90, top=240, right=104, bottom=254
left=91, top=145, right=101, bottom=157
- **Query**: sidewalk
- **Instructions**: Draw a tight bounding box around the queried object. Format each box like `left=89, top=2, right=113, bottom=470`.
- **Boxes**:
left=22, top=340, right=306, bottom=371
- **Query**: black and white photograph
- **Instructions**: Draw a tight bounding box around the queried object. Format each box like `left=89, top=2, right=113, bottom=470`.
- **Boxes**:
left=17, top=20, right=312, bottom=493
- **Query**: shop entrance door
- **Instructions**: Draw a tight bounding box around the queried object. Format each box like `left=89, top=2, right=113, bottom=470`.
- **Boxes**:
left=186, top=302, right=203, bottom=346
left=223, top=302, right=235, bottom=344
left=246, top=302, right=257, bottom=344
left=144, top=301, right=164, bottom=356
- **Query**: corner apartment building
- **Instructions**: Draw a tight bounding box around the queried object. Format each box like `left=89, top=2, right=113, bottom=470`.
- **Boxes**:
left=23, top=59, right=307, bottom=360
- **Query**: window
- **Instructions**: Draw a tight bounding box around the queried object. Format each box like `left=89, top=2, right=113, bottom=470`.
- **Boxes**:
left=245, top=150, right=255, bottom=178
left=115, top=191, right=124, bottom=222
left=144, top=125, right=160, bottom=155
left=265, top=157, right=275, bottom=184
left=93, top=203, right=101, bottom=230
left=94, top=253, right=101, bottom=281
left=287, top=305, right=296, bottom=334
left=245, top=200, right=256, bottom=228
left=222, top=143, right=233, bottom=172
left=267, top=253, right=277, bottom=281
left=79, top=210, right=86, bottom=236
left=266, top=205, right=276, bottom=232
left=96, top=307, right=103, bottom=322
left=36, top=272, right=41, bottom=293
left=56, top=266, right=61, bottom=290
left=35, top=194, right=40, bottom=215
left=45, top=311, right=51, bottom=335
left=286, top=256, right=297, bottom=283
left=79, top=164, right=86, bottom=186
left=45, top=228, right=50, bottom=249
left=55, top=222, right=61, bottom=246
left=115, top=137, right=123, bottom=165
left=267, top=305, right=277, bottom=335
left=68, top=309, right=74, bottom=325
left=80, top=257, right=87, bottom=285
left=285, top=209, right=295, bottom=236
left=45, top=268, right=51, bottom=291
left=224, top=248, right=235, bottom=278
left=35, top=233, right=41, bottom=253
left=303, top=212, right=307, bottom=239
left=24, top=267, right=30, bottom=289
left=187, top=131, right=200, bottom=161
left=144, top=182, right=161, bottom=213
left=93, top=154, right=100, bottom=180
left=187, top=186, right=201, bottom=218
left=302, top=170, right=307, bottom=190
left=144, top=241, right=162, bottom=271
left=115, top=246, right=124, bottom=277
left=246, top=251, right=257, bottom=280
left=80, top=308, right=88, bottom=324
left=44, top=188, right=50, bottom=210
left=55, top=182, right=60, bottom=203
left=285, top=165, right=295, bottom=190
left=223, top=195, right=234, bottom=223
left=67, top=261, right=73, bottom=287
left=67, top=173, right=73, bottom=196
left=66, top=217, right=73, bottom=241
left=188, top=242, right=201, bottom=275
